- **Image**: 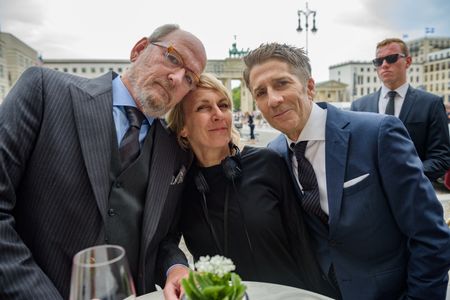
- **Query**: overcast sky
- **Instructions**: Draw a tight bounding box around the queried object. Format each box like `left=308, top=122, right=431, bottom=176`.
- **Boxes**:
left=1, top=0, right=449, bottom=82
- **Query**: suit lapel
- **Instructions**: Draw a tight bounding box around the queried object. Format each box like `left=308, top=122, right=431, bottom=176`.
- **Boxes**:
left=398, top=86, right=415, bottom=123
left=141, top=120, right=178, bottom=253
left=71, top=72, right=114, bottom=221
left=271, top=134, right=292, bottom=171
left=324, top=105, right=350, bottom=234
left=370, top=89, right=381, bottom=113
left=270, top=135, right=304, bottom=199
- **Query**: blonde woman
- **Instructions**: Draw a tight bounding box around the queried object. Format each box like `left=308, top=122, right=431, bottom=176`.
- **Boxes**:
left=164, top=73, right=335, bottom=298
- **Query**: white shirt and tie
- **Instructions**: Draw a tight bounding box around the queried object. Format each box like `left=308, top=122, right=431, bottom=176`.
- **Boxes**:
left=285, top=103, right=330, bottom=216
left=378, top=82, right=409, bottom=117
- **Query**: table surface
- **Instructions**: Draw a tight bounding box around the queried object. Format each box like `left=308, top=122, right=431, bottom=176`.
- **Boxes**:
left=136, top=281, right=334, bottom=300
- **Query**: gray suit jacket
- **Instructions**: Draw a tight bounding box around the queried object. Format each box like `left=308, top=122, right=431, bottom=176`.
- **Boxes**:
left=351, top=86, right=450, bottom=181
left=0, top=67, right=190, bottom=299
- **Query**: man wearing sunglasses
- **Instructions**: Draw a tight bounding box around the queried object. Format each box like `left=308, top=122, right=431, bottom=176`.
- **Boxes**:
left=0, top=24, right=206, bottom=299
left=351, top=38, right=450, bottom=182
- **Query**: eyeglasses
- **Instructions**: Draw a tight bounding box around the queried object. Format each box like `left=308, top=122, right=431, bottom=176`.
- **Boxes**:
left=151, top=41, right=200, bottom=90
left=372, top=53, right=406, bottom=67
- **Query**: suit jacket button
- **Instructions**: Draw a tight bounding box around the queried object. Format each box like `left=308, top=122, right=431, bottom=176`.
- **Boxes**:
left=114, top=181, right=122, bottom=188
left=108, top=208, right=116, bottom=216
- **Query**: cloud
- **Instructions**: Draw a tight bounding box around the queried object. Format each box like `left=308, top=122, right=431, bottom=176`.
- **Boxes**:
left=0, top=0, right=45, bottom=27
left=353, top=0, right=450, bottom=37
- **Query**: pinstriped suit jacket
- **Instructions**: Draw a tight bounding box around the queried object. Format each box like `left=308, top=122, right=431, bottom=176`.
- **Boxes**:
left=0, top=67, right=191, bottom=299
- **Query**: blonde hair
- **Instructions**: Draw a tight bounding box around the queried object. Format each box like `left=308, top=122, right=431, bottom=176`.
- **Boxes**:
left=167, top=73, right=241, bottom=150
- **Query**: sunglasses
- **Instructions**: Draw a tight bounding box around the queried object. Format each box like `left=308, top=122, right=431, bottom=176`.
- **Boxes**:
left=151, top=41, right=200, bottom=90
left=372, top=53, right=406, bottom=67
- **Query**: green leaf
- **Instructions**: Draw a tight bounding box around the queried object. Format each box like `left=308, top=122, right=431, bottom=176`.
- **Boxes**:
left=234, top=285, right=246, bottom=300
left=202, top=285, right=225, bottom=299
left=181, top=272, right=206, bottom=300
left=195, top=273, right=213, bottom=289
left=230, top=273, right=246, bottom=300
left=183, top=269, right=247, bottom=300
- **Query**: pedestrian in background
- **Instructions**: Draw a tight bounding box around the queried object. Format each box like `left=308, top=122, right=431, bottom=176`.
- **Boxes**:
left=245, top=111, right=256, bottom=142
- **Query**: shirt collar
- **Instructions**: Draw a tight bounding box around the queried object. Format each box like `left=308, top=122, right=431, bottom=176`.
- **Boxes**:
left=285, top=102, right=327, bottom=149
left=112, top=76, right=154, bottom=125
left=381, top=82, right=409, bottom=100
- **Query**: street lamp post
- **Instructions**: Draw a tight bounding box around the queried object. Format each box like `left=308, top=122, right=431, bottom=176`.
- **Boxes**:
left=296, top=2, right=318, bottom=55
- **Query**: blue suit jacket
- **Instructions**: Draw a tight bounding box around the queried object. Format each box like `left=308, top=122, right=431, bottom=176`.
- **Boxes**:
left=351, top=86, right=450, bottom=181
left=269, top=103, right=450, bottom=300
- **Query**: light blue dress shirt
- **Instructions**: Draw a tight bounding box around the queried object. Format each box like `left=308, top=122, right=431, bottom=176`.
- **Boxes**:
left=112, top=76, right=154, bottom=147
left=112, top=76, right=185, bottom=276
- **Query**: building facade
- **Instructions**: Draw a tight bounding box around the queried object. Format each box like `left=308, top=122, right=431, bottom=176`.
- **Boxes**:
left=408, top=36, right=450, bottom=63
left=0, top=32, right=39, bottom=103
left=424, top=48, right=450, bottom=102
left=329, top=61, right=380, bottom=101
left=43, top=59, right=129, bottom=78
left=314, top=80, right=348, bottom=102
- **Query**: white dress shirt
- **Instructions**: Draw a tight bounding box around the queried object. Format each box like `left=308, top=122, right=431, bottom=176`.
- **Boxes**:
left=285, top=103, right=329, bottom=215
left=378, top=82, right=409, bottom=117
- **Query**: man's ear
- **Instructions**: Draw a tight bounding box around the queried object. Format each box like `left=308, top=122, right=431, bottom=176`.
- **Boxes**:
left=130, top=37, right=149, bottom=62
left=307, top=78, right=316, bottom=100
left=405, top=55, right=412, bottom=69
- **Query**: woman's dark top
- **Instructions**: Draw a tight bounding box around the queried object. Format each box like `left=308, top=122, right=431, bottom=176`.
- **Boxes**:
left=179, top=146, right=328, bottom=292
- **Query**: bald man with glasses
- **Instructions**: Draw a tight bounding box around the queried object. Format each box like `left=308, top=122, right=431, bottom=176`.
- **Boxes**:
left=0, top=24, right=206, bottom=299
left=351, top=38, right=450, bottom=182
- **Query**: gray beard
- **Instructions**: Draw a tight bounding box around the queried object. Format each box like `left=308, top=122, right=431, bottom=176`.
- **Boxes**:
left=127, top=73, right=168, bottom=117
left=135, top=89, right=168, bottom=117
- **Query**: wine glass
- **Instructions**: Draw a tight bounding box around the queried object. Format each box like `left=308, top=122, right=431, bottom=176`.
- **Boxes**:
left=69, top=245, right=136, bottom=300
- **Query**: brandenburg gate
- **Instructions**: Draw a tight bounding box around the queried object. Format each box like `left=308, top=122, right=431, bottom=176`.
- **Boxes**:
left=204, top=42, right=254, bottom=113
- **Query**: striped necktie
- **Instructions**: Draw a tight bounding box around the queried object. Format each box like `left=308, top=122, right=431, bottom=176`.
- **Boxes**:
left=119, top=106, right=146, bottom=170
left=292, top=141, right=328, bottom=224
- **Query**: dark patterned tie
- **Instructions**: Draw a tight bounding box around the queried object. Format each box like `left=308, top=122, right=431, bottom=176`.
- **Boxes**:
left=293, top=141, right=329, bottom=224
left=385, top=90, right=397, bottom=115
left=119, top=106, right=146, bottom=170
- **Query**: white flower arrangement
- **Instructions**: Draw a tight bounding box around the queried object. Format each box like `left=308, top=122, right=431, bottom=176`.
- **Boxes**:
left=181, top=255, right=247, bottom=300
left=194, top=255, right=236, bottom=276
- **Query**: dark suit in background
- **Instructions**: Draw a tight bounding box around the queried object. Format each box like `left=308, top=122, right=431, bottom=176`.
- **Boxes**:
left=351, top=37, right=450, bottom=182
left=351, top=86, right=450, bottom=181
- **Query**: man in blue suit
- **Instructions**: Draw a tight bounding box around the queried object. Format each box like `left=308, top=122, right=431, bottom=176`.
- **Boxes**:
left=243, top=43, right=450, bottom=299
left=351, top=38, right=450, bottom=182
